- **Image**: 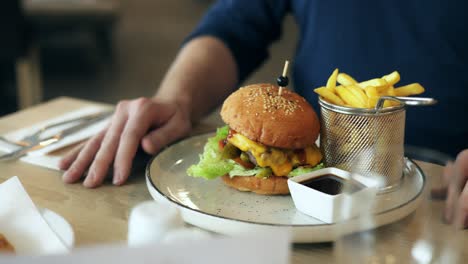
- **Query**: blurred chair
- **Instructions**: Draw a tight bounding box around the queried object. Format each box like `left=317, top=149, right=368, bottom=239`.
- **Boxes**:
left=1, top=0, right=119, bottom=113
left=0, top=0, right=42, bottom=112
left=16, top=45, right=43, bottom=109
left=23, top=0, right=120, bottom=62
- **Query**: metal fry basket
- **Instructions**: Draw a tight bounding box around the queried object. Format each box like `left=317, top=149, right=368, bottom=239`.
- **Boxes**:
left=319, top=96, right=436, bottom=192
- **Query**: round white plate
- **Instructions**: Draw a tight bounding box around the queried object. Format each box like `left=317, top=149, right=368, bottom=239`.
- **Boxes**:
left=39, top=208, right=75, bottom=249
left=146, top=133, right=425, bottom=243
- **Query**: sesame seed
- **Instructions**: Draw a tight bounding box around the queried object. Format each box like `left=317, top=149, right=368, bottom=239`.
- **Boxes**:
left=242, top=84, right=303, bottom=115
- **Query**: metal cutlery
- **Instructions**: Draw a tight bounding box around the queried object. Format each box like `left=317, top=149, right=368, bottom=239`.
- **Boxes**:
left=0, top=111, right=113, bottom=161
left=0, top=110, right=113, bottom=147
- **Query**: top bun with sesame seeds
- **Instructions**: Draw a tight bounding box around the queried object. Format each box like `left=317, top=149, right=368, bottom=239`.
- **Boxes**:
left=220, top=83, right=320, bottom=149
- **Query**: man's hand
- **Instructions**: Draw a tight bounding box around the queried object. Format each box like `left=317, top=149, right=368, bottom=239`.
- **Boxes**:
left=59, top=36, right=238, bottom=188
left=437, top=149, right=468, bottom=228
left=59, top=97, right=191, bottom=188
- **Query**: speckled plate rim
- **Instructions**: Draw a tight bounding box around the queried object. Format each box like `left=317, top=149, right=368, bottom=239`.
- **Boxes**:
left=146, top=133, right=426, bottom=243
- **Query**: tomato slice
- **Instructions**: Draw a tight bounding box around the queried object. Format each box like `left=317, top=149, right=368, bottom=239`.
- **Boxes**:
left=218, top=139, right=227, bottom=151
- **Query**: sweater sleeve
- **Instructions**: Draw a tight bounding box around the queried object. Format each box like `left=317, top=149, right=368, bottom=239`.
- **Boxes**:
left=185, top=0, right=291, bottom=83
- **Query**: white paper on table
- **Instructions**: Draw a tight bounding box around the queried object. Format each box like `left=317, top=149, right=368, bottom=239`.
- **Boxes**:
left=0, top=230, right=291, bottom=263
left=19, top=155, right=63, bottom=171
left=0, top=106, right=111, bottom=170
left=0, top=176, right=69, bottom=255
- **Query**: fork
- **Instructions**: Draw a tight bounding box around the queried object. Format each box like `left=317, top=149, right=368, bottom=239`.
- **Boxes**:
left=0, top=110, right=113, bottom=147
left=0, top=111, right=115, bottom=161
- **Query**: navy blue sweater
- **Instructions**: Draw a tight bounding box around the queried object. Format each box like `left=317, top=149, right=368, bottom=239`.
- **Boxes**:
left=187, top=0, right=467, bottom=156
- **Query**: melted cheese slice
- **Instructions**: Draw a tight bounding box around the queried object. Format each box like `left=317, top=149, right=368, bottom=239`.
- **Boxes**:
left=227, top=133, right=322, bottom=176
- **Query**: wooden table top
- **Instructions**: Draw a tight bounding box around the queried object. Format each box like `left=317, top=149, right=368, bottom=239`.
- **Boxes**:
left=0, top=97, right=466, bottom=263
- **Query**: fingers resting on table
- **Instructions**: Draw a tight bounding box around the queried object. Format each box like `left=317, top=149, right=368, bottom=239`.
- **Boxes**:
left=441, top=149, right=468, bottom=228
left=59, top=97, right=191, bottom=188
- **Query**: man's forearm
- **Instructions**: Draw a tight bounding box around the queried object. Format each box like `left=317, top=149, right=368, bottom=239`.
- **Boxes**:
left=155, top=36, right=238, bottom=123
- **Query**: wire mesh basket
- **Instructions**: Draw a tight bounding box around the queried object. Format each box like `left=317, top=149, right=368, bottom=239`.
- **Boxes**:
left=319, top=96, right=436, bottom=192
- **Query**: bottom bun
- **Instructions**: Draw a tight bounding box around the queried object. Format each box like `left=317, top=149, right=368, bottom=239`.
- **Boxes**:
left=221, top=175, right=289, bottom=195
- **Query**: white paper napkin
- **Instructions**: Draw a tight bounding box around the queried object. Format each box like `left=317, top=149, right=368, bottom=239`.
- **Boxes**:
left=0, top=230, right=291, bottom=263
left=0, top=106, right=111, bottom=170
left=0, top=176, right=69, bottom=255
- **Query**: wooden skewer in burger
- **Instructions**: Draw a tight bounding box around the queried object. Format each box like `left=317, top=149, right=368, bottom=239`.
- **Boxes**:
left=277, top=60, right=290, bottom=96
left=187, top=60, right=323, bottom=195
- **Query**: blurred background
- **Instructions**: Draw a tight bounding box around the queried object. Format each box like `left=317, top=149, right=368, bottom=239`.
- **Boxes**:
left=0, top=0, right=297, bottom=116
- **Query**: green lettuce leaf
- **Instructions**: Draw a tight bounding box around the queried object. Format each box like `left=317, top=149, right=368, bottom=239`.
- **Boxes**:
left=228, top=164, right=271, bottom=178
left=187, top=125, right=324, bottom=180
left=287, top=163, right=324, bottom=177
left=227, top=163, right=324, bottom=178
left=186, top=126, right=233, bottom=179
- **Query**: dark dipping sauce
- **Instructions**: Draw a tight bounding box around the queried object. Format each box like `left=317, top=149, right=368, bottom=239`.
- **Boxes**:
left=299, top=174, right=365, bottom=195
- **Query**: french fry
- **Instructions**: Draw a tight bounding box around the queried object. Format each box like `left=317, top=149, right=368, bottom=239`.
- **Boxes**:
left=387, top=85, right=396, bottom=96
left=364, top=86, right=378, bottom=97
left=314, top=70, right=425, bottom=109
left=336, top=86, right=367, bottom=108
left=314, top=87, right=345, bottom=106
left=326, top=68, right=339, bottom=92
left=376, top=85, right=389, bottom=94
left=364, top=86, right=379, bottom=108
left=378, top=85, right=397, bottom=96
left=394, top=83, right=425, bottom=96
left=348, top=85, right=368, bottom=107
left=387, top=86, right=400, bottom=106
left=358, top=78, right=388, bottom=90
left=377, top=85, right=400, bottom=107
left=337, top=73, right=358, bottom=86
left=382, top=71, right=400, bottom=86
left=383, top=99, right=398, bottom=108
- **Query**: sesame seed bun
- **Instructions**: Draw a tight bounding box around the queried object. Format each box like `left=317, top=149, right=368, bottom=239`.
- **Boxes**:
left=221, top=175, right=289, bottom=195
left=220, top=83, right=320, bottom=149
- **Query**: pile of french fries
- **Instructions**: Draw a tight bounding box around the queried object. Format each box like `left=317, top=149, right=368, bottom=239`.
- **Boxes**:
left=314, top=69, right=425, bottom=108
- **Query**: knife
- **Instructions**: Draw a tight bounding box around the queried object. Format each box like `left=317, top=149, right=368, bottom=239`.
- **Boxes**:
left=0, top=112, right=113, bottom=161
left=0, top=110, right=114, bottom=147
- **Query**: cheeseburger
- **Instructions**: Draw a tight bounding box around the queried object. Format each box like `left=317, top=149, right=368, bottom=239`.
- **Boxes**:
left=187, top=83, right=323, bottom=195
